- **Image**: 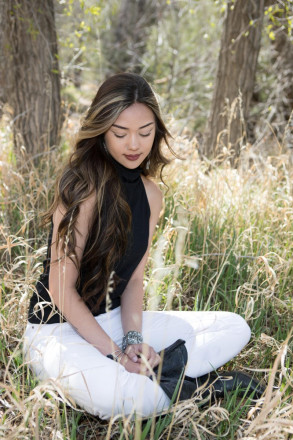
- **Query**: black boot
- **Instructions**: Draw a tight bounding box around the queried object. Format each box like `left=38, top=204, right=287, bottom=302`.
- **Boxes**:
left=187, top=371, right=265, bottom=401
left=152, top=340, right=265, bottom=402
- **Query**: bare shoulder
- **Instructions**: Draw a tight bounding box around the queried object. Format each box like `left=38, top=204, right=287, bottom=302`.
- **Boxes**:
left=141, top=176, right=163, bottom=217
left=53, top=191, right=96, bottom=235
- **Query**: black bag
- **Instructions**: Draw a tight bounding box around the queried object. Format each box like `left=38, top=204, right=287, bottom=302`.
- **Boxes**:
left=152, top=339, right=197, bottom=401
left=151, top=339, right=265, bottom=402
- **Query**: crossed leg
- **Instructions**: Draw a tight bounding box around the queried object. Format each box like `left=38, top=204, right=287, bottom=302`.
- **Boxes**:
left=23, top=307, right=250, bottom=419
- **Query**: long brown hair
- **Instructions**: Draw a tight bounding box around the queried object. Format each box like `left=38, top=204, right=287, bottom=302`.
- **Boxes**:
left=45, top=73, right=174, bottom=311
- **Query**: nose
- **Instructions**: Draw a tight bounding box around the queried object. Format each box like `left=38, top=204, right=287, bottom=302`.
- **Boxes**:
left=128, top=133, right=139, bottom=150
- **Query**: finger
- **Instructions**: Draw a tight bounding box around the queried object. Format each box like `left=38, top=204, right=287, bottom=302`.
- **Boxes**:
left=138, top=362, right=151, bottom=376
left=124, top=346, right=139, bottom=362
left=140, top=344, right=152, bottom=360
left=149, top=351, right=161, bottom=368
left=147, top=346, right=159, bottom=362
left=133, top=344, right=149, bottom=361
left=139, top=353, right=156, bottom=377
left=119, top=353, right=129, bottom=367
left=153, top=353, right=161, bottom=368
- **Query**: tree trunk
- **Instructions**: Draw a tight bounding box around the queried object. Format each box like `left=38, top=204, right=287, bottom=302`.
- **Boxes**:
left=272, top=25, right=293, bottom=148
left=205, top=0, right=264, bottom=162
left=105, top=0, right=157, bottom=75
left=1, top=0, right=62, bottom=157
left=0, top=1, right=7, bottom=117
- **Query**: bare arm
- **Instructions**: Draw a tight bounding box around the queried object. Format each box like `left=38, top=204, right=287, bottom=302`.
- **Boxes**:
left=120, top=178, right=163, bottom=368
left=49, top=196, right=120, bottom=356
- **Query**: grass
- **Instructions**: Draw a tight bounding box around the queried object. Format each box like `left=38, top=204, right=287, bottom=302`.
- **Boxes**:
left=0, top=116, right=292, bottom=439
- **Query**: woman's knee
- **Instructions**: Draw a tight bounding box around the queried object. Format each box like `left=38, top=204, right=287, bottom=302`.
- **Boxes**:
left=110, top=369, right=168, bottom=418
left=227, top=312, right=251, bottom=345
left=78, top=368, right=169, bottom=419
left=62, top=362, right=123, bottom=418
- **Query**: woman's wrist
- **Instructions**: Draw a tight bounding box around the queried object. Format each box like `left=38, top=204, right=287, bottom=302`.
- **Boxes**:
left=106, top=350, right=131, bottom=368
left=106, top=349, right=124, bottom=362
left=106, top=330, right=144, bottom=363
left=122, top=330, right=143, bottom=352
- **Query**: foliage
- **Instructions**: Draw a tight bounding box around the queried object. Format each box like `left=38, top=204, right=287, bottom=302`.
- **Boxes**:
left=0, top=115, right=292, bottom=438
left=55, top=0, right=224, bottom=134
left=1, top=1, right=293, bottom=438
left=54, top=0, right=292, bottom=146
left=264, top=0, right=293, bottom=41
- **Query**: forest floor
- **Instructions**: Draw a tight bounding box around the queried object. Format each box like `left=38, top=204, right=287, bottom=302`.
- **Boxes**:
left=0, top=115, right=292, bottom=439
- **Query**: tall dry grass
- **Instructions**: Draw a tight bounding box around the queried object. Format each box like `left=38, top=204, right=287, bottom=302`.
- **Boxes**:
left=0, top=116, right=292, bottom=439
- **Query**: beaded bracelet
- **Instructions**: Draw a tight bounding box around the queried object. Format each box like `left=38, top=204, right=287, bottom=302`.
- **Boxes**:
left=106, top=349, right=123, bottom=362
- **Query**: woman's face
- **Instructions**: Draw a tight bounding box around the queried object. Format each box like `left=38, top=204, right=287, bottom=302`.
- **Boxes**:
left=104, top=103, right=156, bottom=169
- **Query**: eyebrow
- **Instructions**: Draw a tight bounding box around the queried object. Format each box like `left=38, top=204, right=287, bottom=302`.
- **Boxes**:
left=112, top=122, right=155, bottom=130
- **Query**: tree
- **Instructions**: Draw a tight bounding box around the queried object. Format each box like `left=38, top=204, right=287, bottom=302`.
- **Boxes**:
left=205, top=0, right=265, bottom=162
left=104, top=0, right=157, bottom=75
left=271, top=28, right=293, bottom=147
left=268, top=2, right=293, bottom=146
left=0, top=0, right=62, bottom=157
left=0, top=1, right=7, bottom=118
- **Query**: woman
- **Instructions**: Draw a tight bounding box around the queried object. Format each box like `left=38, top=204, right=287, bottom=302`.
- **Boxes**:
left=24, top=73, right=253, bottom=420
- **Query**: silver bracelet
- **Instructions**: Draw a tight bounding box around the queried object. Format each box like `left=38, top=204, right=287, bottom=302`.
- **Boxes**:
left=106, top=349, right=123, bottom=362
left=122, top=330, right=143, bottom=352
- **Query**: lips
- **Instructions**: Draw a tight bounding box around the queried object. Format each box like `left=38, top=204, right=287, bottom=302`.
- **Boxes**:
left=124, top=154, right=141, bottom=161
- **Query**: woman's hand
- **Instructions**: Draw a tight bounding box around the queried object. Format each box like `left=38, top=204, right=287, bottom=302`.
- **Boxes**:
left=120, top=354, right=151, bottom=375
left=124, top=343, right=161, bottom=372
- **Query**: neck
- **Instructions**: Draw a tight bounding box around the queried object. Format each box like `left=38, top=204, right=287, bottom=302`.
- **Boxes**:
left=108, top=155, right=142, bottom=183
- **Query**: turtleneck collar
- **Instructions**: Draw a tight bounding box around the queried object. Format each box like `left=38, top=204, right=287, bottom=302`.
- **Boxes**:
left=109, top=155, right=142, bottom=183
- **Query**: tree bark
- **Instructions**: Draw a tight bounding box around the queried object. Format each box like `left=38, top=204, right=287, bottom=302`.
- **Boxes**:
left=205, top=0, right=265, bottom=162
left=105, top=0, right=157, bottom=75
left=0, top=1, right=7, bottom=117
left=1, top=0, right=62, bottom=157
left=272, top=25, right=293, bottom=144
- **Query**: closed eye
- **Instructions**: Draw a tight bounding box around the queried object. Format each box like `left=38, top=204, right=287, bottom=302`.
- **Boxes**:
left=140, top=131, right=152, bottom=137
left=113, top=133, right=126, bottom=138
left=112, top=130, right=153, bottom=138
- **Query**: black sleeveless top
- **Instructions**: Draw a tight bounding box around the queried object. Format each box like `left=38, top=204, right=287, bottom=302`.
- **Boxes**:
left=28, top=158, right=150, bottom=324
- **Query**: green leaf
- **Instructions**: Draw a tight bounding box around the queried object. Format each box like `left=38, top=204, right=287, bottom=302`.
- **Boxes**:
left=85, top=6, right=101, bottom=16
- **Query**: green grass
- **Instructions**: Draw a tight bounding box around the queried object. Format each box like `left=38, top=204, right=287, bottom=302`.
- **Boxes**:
left=0, top=125, right=292, bottom=438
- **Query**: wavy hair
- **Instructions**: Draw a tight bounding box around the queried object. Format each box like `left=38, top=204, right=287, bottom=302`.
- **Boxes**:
left=45, top=73, right=174, bottom=311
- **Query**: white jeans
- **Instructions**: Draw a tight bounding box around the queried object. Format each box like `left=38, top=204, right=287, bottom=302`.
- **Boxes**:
left=23, top=307, right=251, bottom=419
